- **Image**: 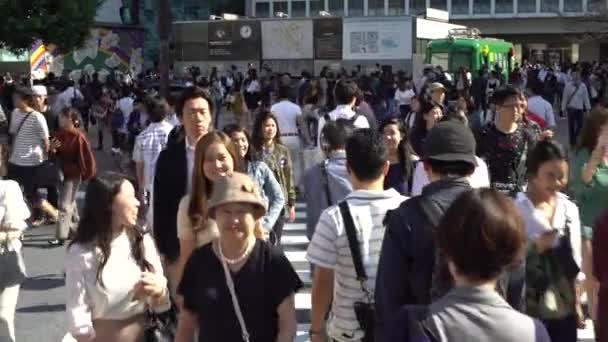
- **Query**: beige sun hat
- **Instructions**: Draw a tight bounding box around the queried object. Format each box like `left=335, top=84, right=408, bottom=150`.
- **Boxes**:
left=208, top=172, right=267, bottom=220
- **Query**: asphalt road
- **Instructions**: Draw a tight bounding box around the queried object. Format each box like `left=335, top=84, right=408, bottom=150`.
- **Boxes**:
left=13, top=114, right=596, bottom=342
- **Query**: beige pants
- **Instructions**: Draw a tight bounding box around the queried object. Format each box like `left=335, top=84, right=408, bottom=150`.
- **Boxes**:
left=0, top=284, right=20, bottom=342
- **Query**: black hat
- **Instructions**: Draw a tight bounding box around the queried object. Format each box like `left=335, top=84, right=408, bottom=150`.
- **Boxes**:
left=424, top=120, right=477, bottom=167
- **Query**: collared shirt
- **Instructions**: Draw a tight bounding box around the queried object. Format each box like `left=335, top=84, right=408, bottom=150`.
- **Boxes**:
left=270, top=100, right=301, bottom=135
left=562, top=81, right=591, bottom=112
left=307, top=188, right=407, bottom=342
left=132, top=120, right=174, bottom=192
left=527, top=95, right=556, bottom=128
left=185, top=136, right=196, bottom=193
left=316, top=105, right=370, bottom=148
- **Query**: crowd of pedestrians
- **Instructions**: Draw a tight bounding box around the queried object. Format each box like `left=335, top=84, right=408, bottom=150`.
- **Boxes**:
left=0, top=58, right=607, bottom=342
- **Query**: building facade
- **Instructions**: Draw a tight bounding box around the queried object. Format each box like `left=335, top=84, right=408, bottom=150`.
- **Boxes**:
left=246, top=0, right=608, bottom=63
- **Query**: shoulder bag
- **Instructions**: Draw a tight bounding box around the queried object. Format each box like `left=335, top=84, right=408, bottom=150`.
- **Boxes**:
left=0, top=227, right=27, bottom=290
left=339, top=201, right=375, bottom=342
left=219, top=241, right=251, bottom=342
left=9, top=111, right=33, bottom=147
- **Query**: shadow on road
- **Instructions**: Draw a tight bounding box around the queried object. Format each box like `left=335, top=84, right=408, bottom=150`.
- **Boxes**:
left=17, top=304, right=66, bottom=313
left=21, top=274, right=65, bottom=291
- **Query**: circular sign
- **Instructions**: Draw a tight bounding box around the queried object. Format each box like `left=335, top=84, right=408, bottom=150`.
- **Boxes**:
left=240, top=25, right=252, bottom=39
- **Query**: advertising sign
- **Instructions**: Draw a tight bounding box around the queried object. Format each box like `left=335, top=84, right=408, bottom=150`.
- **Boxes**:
left=342, top=17, right=413, bottom=60
left=262, top=20, right=314, bottom=59
left=314, top=18, right=342, bottom=60
left=208, top=20, right=261, bottom=61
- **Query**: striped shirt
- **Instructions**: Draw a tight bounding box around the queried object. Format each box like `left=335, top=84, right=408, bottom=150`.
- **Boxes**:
left=306, top=189, right=407, bottom=342
left=9, top=109, right=49, bottom=166
left=132, top=120, right=174, bottom=192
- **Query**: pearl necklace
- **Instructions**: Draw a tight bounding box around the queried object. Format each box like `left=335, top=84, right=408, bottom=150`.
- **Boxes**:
left=217, top=238, right=255, bottom=265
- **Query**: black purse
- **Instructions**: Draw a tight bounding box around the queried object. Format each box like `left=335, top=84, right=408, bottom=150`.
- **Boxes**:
left=0, top=238, right=27, bottom=290
left=34, top=158, right=64, bottom=187
left=143, top=304, right=177, bottom=342
left=552, top=216, right=580, bottom=281
left=339, top=201, right=376, bottom=342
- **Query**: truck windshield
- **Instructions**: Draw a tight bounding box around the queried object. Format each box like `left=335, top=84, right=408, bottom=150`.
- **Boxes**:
left=430, top=52, right=449, bottom=71
left=450, top=50, right=472, bottom=71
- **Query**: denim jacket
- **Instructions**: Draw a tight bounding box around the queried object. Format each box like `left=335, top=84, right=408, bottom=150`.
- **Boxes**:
left=247, top=160, right=285, bottom=230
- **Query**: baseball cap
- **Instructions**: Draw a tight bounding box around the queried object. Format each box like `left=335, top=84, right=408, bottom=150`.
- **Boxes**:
left=31, top=85, right=47, bottom=96
left=424, top=120, right=477, bottom=167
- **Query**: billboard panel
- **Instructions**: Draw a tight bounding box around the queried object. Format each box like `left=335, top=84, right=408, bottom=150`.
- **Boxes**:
left=342, top=17, right=413, bottom=60
left=262, top=20, right=314, bottom=59
left=207, top=20, right=261, bottom=61
left=173, top=22, right=208, bottom=61
left=314, top=18, right=343, bottom=60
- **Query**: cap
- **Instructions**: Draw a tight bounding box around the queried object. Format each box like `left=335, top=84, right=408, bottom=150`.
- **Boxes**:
left=31, top=85, right=47, bottom=96
left=429, top=82, right=446, bottom=93
left=208, top=172, right=267, bottom=220
left=424, top=120, right=477, bottom=167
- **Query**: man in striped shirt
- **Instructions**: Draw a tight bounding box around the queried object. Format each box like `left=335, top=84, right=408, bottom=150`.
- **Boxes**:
left=307, top=129, right=407, bottom=342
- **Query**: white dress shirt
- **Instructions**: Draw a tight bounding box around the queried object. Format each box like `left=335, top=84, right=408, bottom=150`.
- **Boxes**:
left=527, top=95, right=556, bottom=128
left=185, top=136, right=196, bottom=193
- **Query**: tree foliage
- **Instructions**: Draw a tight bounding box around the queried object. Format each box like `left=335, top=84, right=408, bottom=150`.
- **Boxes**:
left=0, top=0, right=104, bottom=53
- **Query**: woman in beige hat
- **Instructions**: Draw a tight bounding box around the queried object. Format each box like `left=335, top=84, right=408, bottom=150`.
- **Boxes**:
left=175, top=172, right=302, bottom=342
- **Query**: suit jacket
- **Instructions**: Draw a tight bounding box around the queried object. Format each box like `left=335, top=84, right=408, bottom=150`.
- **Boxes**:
left=153, top=127, right=188, bottom=263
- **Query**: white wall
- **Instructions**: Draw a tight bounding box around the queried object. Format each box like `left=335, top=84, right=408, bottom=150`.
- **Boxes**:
left=96, top=0, right=123, bottom=24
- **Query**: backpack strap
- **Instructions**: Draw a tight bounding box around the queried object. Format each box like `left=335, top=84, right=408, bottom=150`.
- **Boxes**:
left=319, top=160, right=333, bottom=206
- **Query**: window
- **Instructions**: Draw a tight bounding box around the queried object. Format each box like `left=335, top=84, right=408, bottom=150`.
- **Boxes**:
left=451, top=51, right=472, bottom=72
left=328, top=0, right=345, bottom=16
left=430, top=52, right=449, bottom=71
left=350, top=0, right=364, bottom=16
left=410, top=0, right=425, bottom=15
left=273, top=1, right=288, bottom=15
left=310, top=0, right=324, bottom=15
left=451, top=0, right=469, bottom=14
left=517, top=0, right=536, bottom=12
left=369, top=0, right=385, bottom=15
left=495, top=0, right=513, bottom=13
left=541, top=0, right=559, bottom=12
left=473, top=0, right=490, bottom=13
left=255, top=2, right=270, bottom=17
left=430, top=0, right=447, bottom=10
left=588, top=0, right=604, bottom=11
left=388, top=0, right=405, bottom=15
left=292, top=1, right=306, bottom=16
left=564, top=0, right=582, bottom=12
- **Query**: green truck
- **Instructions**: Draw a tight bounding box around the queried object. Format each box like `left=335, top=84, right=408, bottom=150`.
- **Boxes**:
left=425, top=28, right=515, bottom=80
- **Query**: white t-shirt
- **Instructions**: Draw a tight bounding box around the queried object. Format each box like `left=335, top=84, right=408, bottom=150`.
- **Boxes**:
left=116, top=97, right=134, bottom=132
left=317, top=105, right=370, bottom=148
left=394, top=89, right=416, bottom=106
left=9, top=109, right=49, bottom=166
left=307, top=189, right=407, bottom=341
left=270, top=100, right=301, bottom=135
left=410, top=156, right=490, bottom=196
left=527, top=95, right=556, bottom=128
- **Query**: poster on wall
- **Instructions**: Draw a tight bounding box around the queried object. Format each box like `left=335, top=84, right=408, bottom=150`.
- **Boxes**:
left=208, top=20, right=261, bottom=61
left=314, top=18, right=342, bottom=60
left=262, top=20, right=314, bottom=59
left=342, top=17, right=413, bottom=60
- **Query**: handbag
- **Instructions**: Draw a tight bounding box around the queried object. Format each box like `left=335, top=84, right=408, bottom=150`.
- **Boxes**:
left=339, top=201, right=376, bottom=342
left=33, top=158, right=64, bottom=187
left=219, top=241, right=251, bottom=342
left=0, top=232, right=27, bottom=290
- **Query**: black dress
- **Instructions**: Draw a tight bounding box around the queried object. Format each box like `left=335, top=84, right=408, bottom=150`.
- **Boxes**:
left=178, top=239, right=303, bottom=342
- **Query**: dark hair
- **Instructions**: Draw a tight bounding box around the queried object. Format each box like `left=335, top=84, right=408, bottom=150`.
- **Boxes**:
left=252, top=110, right=282, bottom=150
left=120, top=85, right=132, bottom=98
left=278, top=85, right=291, bottom=100
left=224, top=124, right=255, bottom=165
left=176, top=86, right=214, bottom=118
left=578, top=108, right=608, bottom=152
left=70, top=173, right=152, bottom=288
left=346, top=128, right=388, bottom=182
left=13, top=86, right=35, bottom=107
left=436, top=189, right=526, bottom=281
left=321, top=118, right=355, bottom=151
left=529, top=80, right=545, bottom=96
left=426, top=159, right=476, bottom=177
left=144, top=96, right=169, bottom=123
left=413, top=100, right=441, bottom=135
left=380, top=118, right=415, bottom=183
left=60, top=107, right=82, bottom=128
left=526, top=139, right=567, bottom=177
left=491, top=85, right=521, bottom=105
left=334, top=80, right=359, bottom=105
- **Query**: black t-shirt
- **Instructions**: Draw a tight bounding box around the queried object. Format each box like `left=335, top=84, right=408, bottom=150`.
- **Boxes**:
left=178, top=240, right=303, bottom=342
left=477, top=123, right=536, bottom=195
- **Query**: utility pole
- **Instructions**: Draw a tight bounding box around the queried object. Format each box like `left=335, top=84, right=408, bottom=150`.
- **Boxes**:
left=158, top=0, right=171, bottom=97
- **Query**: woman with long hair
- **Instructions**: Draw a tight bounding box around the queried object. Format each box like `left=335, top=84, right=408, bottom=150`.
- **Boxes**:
left=570, top=108, right=608, bottom=329
left=174, top=131, right=240, bottom=291
left=252, top=110, right=296, bottom=245
left=409, top=100, right=443, bottom=157
left=515, top=140, right=582, bottom=341
left=380, top=118, right=417, bottom=195
left=66, top=173, right=170, bottom=342
left=48, top=108, right=96, bottom=246
left=224, top=124, right=285, bottom=234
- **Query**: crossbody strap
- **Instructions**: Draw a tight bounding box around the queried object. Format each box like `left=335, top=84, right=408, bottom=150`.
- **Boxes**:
left=13, top=111, right=34, bottom=141
left=338, top=201, right=373, bottom=301
left=566, top=84, right=581, bottom=109
left=217, top=242, right=250, bottom=342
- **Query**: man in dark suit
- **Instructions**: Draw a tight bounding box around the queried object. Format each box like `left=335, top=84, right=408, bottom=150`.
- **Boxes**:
left=153, top=86, right=213, bottom=292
